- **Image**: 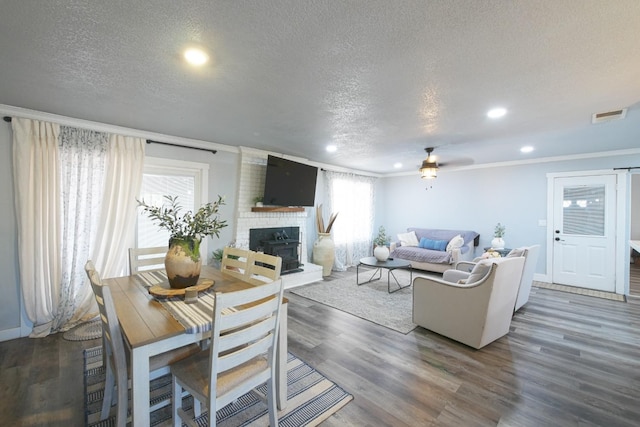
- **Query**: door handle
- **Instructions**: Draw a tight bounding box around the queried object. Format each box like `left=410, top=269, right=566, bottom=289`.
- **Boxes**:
left=555, top=237, right=564, bottom=242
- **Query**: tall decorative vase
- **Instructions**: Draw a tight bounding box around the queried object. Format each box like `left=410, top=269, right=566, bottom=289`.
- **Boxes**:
left=313, top=233, right=335, bottom=277
left=165, top=237, right=202, bottom=289
left=491, top=237, right=505, bottom=249
left=374, top=245, right=390, bottom=262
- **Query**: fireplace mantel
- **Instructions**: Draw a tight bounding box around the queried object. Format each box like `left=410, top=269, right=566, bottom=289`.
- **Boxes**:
left=251, top=206, right=305, bottom=213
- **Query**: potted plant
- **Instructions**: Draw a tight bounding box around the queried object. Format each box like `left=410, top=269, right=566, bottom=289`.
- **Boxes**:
left=138, top=195, right=227, bottom=288
left=373, top=226, right=390, bottom=261
left=491, top=222, right=506, bottom=249
left=252, top=195, right=264, bottom=207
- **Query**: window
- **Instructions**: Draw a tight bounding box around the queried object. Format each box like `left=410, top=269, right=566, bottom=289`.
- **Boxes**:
left=136, top=157, right=209, bottom=253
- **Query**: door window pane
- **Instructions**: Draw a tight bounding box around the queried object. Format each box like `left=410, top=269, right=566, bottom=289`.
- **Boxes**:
left=563, top=185, right=605, bottom=236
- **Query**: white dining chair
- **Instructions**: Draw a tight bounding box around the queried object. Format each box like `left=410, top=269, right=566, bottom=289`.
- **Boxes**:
left=129, top=246, right=167, bottom=274
left=85, top=261, right=200, bottom=426
left=170, top=278, right=285, bottom=427
left=220, top=246, right=254, bottom=281
left=247, top=251, right=282, bottom=286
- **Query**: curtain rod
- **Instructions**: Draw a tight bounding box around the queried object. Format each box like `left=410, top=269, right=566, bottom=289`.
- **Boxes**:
left=146, top=139, right=216, bottom=154
left=4, top=117, right=216, bottom=154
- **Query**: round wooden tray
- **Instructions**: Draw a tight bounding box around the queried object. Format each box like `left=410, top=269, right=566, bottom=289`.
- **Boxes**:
left=149, top=278, right=214, bottom=298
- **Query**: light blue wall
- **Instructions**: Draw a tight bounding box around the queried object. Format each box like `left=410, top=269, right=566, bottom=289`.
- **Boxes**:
left=0, top=123, right=20, bottom=335
left=379, top=153, right=640, bottom=275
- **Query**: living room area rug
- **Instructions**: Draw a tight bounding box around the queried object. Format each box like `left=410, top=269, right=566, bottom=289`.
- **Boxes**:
left=290, top=269, right=430, bottom=334
left=84, top=346, right=352, bottom=427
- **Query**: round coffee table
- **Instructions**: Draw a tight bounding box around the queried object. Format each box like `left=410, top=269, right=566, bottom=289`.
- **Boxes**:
left=357, top=256, right=412, bottom=293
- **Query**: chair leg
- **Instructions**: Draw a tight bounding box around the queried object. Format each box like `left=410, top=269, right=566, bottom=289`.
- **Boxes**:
left=172, top=377, right=182, bottom=427
left=266, top=378, right=279, bottom=427
left=101, top=360, right=115, bottom=420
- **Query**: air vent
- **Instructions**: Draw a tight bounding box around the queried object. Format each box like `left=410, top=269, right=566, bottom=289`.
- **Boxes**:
left=592, top=108, right=627, bottom=124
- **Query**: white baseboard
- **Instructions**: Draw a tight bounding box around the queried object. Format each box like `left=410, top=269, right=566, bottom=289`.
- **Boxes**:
left=0, top=326, right=25, bottom=342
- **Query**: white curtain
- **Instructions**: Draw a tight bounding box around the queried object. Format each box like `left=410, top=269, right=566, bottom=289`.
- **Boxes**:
left=12, top=118, right=62, bottom=337
left=12, top=118, right=145, bottom=337
left=324, top=171, right=377, bottom=271
left=92, top=134, right=145, bottom=278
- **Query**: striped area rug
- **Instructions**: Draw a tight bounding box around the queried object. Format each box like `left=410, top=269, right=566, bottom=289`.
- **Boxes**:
left=84, top=347, right=352, bottom=427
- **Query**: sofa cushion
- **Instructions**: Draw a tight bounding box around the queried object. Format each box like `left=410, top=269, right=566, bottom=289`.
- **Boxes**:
left=419, top=237, right=448, bottom=251
left=446, top=234, right=464, bottom=252
left=397, top=231, right=419, bottom=247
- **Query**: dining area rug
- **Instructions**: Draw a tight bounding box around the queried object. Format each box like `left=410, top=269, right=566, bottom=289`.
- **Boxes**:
left=84, top=346, right=353, bottom=426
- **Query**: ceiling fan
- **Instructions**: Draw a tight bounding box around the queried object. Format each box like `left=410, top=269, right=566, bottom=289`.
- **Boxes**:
left=419, top=146, right=474, bottom=179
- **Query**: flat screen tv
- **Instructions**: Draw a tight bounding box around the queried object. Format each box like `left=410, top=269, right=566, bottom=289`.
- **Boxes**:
left=263, top=155, right=318, bottom=207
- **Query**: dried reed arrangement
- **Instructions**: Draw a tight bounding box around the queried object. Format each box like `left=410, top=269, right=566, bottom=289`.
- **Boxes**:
left=316, top=205, right=338, bottom=234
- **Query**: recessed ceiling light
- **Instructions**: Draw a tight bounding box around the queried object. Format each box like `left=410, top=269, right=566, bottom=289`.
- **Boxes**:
left=393, top=162, right=402, bottom=169
left=487, top=107, right=507, bottom=119
left=326, top=145, right=337, bottom=153
left=520, top=146, right=534, bottom=153
left=184, top=48, right=209, bottom=66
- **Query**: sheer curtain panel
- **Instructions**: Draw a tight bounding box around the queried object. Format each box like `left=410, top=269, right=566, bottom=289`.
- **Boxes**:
left=323, top=171, right=376, bottom=271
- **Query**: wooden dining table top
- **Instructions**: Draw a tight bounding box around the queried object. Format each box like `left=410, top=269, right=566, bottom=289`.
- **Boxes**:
left=104, top=265, right=284, bottom=349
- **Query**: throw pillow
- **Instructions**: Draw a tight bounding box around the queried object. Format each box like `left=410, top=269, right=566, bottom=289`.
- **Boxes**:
left=507, top=247, right=526, bottom=257
left=419, top=237, right=448, bottom=251
left=446, top=234, right=465, bottom=252
left=397, top=231, right=419, bottom=247
left=466, top=260, right=492, bottom=283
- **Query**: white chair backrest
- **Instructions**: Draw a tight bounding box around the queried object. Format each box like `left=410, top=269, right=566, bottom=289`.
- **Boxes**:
left=247, top=252, right=282, bottom=286
left=129, top=246, right=167, bottom=274
left=85, top=261, right=128, bottom=427
left=220, top=246, right=253, bottom=281
left=514, top=245, right=540, bottom=311
left=208, top=279, right=284, bottom=416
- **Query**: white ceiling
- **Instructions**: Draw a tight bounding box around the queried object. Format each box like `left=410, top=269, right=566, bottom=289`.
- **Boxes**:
left=1, top=1, right=639, bottom=174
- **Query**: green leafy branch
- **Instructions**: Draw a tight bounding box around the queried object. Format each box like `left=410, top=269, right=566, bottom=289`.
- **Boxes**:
left=138, top=195, right=228, bottom=241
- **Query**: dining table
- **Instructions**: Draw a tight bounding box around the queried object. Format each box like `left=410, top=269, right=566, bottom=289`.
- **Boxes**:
left=104, top=265, right=288, bottom=426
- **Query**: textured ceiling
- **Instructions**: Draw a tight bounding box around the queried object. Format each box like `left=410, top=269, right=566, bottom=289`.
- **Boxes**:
left=1, top=0, right=639, bottom=174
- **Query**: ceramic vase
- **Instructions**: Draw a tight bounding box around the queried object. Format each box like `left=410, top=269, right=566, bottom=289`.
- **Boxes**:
left=374, top=245, right=390, bottom=261
left=313, top=233, right=335, bottom=277
left=491, top=237, right=505, bottom=249
left=165, top=237, right=202, bottom=289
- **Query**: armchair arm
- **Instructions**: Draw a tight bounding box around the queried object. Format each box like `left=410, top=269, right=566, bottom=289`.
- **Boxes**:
left=442, top=269, right=470, bottom=283
left=453, top=260, right=476, bottom=272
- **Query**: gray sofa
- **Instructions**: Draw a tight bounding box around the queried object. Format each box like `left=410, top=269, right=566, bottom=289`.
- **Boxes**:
left=390, top=228, right=480, bottom=273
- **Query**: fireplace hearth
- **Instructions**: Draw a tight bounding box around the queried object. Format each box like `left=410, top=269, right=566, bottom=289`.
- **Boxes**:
left=249, top=227, right=302, bottom=274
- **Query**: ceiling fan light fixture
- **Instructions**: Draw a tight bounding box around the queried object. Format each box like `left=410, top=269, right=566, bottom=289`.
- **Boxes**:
left=419, top=147, right=438, bottom=179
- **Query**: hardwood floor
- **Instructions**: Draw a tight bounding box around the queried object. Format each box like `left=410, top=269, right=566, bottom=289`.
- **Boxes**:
left=1, top=272, right=639, bottom=426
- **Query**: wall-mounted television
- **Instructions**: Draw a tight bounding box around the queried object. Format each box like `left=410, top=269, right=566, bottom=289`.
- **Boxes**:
left=263, top=155, right=318, bottom=207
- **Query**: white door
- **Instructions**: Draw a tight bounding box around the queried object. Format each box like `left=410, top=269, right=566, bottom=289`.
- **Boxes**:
left=552, top=175, right=616, bottom=291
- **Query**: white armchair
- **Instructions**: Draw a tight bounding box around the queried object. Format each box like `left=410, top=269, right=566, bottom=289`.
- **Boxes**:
left=412, top=256, right=525, bottom=349
left=445, top=245, right=540, bottom=312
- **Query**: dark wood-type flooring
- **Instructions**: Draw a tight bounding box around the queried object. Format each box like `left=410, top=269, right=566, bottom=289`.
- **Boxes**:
left=1, top=267, right=639, bottom=426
